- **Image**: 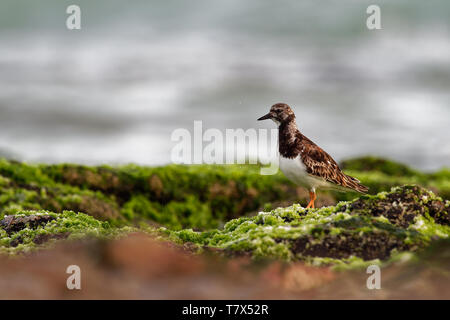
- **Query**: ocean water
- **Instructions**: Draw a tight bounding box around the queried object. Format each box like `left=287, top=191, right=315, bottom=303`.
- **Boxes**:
left=0, top=0, right=449, bottom=170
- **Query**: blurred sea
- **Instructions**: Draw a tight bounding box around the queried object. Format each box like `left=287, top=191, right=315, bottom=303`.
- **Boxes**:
left=0, top=0, right=449, bottom=170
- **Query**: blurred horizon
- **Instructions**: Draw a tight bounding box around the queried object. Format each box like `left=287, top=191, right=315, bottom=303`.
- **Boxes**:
left=0, top=0, right=449, bottom=170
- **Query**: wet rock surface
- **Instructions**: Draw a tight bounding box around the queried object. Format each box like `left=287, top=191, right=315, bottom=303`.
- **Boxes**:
left=346, top=185, right=450, bottom=227
left=167, top=185, right=449, bottom=264
left=0, top=210, right=124, bottom=253
left=290, top=231, right=413, bottom=261
left=0, top=214, right=55, bottom=234
left=1, top=158, right=448, bottom=231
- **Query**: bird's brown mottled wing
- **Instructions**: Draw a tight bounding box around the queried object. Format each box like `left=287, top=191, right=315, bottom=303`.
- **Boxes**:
left=299, top=137, right=369, bottom=193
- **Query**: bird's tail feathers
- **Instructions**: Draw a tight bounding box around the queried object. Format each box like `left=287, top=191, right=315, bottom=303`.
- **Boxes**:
left=343, top=174, right=369, bottom=193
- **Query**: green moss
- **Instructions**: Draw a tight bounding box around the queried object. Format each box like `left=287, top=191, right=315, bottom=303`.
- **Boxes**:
left=166, top=186, right=449, bottom=267
left=0, top=159, right=55, bottom=186
left=121, top=195, right=216, bottom=230
left=1, top=156, right=448, bottom=267
left=0, top=157, right=448, bottom=232
left=2, top=156, right=448, bottom=267
left=0, top=178, right=121, bottom=222
left=340, top=156, right=425, bottom=178
left=1, top=159, right=296, bottom=229
left=0, top=210, right=133, bottom=254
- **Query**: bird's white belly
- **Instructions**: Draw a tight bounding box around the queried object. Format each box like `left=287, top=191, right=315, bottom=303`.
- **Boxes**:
left=279, top=155, right=328, bottom=191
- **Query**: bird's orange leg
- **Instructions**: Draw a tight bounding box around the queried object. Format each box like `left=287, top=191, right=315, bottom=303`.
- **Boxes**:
left=306, top=191, right=317, bottom=209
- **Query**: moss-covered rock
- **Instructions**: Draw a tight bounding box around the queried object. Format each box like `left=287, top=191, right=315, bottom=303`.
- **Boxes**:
left=165, top=185, right=449, bottom=267
left=340, top=156, right=424, bottom=177
left=0, top=157, right=448, bottom=231
left=0, top=159, right=295, bottom=229
left=0, top=210, right=132, bottom=254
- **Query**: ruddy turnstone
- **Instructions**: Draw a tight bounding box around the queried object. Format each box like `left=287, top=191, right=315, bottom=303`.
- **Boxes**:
left=258, top=103, right=368, bottom=208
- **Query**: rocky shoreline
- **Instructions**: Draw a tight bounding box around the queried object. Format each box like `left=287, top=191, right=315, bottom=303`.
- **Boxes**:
left=0, top=157, right=448, bottom=298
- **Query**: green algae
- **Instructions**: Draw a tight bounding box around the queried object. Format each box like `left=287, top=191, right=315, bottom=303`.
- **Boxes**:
left=0, top=159, right=294, bottom=229
left=121, top=195, right=215, bottom=230
left=0, top=157, right=448, bottom=232
left=338, top=156, right=450, bottom=201
left=0, top=177, right=121, bottom=222
left=0, top=156, right=448, bottom=267
left=340, top=156, right=425, bottom=177
left=1, top=155, right=448, bottom=271
left=0, top=210, right=134, bottom=254
left=165, top=186, right=449, bottom=268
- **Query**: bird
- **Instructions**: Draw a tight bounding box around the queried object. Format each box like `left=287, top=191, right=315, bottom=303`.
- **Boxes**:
left=258, top=103, right=368, bottom=209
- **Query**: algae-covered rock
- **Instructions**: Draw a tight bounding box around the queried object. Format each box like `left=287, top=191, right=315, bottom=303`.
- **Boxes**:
left=0, top=210, right=132, bottom=254
left=345, top=185, right=449, bottom=227
left=0, top=157, right=448, bottom=232
left=0, top=159, right=295, bottom=229
left=340, top=156, right=424, bottom=177
left=0, top=159, right=122, bottom=222
left=166, top=185, right=449, bottom=267
left=0, top=214, right=56, bottom=234
left=338, top=156, right=450, bottom=201
left=1, top=158, right=448, bottom=299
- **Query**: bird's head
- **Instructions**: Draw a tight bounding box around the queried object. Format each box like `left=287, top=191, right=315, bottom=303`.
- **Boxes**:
left=257, top=103, right=295, bottom=125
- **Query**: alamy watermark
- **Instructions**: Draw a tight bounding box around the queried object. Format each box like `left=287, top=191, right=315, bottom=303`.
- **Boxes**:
left=171, top=121, right=279, bottom=175
left=66, top=265, right=81, bottom=290
left=65, top=5, right=380, bottom=31
left=366, top=5, right=382, bottom=30
left=366, top=265, right=381, bottom=290
left=66, top=5, right=81, bottom=30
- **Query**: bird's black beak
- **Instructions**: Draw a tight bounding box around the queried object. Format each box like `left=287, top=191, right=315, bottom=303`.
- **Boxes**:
left=257, top=113, right=272, bottom=121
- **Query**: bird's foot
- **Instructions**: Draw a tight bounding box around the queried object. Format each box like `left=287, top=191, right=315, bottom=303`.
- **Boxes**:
left=306, top=202, right=315, bottom=209
left=305, top=191, right=316, bottom=209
